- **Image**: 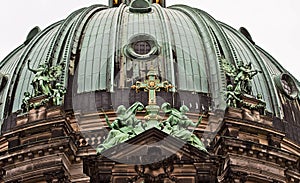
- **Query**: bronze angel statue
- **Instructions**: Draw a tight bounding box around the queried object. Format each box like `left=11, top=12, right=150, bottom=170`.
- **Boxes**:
left=221, top=59, right=261, bottom=95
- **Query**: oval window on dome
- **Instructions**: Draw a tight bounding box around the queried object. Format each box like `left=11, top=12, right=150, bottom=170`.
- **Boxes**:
left=124, top=34, right=160, bottom=61
left=275, top=73, right=299, bottom=99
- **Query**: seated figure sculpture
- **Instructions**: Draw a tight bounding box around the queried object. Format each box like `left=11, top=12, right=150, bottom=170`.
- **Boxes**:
left=161, top=103, right=207, bottom=152
left=97, top=102, right=144, bottom=153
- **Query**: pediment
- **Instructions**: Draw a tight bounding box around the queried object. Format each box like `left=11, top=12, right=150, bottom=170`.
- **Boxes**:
left=100, top=128, right=210, bottom=164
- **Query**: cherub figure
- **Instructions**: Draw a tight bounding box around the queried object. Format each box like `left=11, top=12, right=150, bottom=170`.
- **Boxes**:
left=225, top=84, right=242, bottom=108
left=21, top=92, right=32, bottom=112
left=52, top=83, right=66, bottom=106
left=254, top=93, right=266, bottom=115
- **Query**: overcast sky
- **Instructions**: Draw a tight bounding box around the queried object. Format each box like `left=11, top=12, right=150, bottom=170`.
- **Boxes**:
left=1, top=0, right=300, bottom=80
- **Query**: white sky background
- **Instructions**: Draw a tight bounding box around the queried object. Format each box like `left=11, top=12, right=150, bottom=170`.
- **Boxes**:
left=0, top=0, right=300, bottom=80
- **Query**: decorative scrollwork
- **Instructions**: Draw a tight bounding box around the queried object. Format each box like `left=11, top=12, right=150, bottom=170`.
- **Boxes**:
left=128, top=154, right=178, bottom=183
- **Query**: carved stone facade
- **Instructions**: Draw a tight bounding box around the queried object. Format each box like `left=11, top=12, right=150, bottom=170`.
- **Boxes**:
left=0, top=102, right=299, bottom=183
left=84, top=128, right=220, bottom=183
left=0, top=104, right=89, bottom=183
left=0, top=1, right=300, bottom=183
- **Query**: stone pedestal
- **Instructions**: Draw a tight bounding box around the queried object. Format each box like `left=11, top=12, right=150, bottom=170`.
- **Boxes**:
left=16, top=95, right=64, bottom=126
left=144, top=105, right=161, bottom=130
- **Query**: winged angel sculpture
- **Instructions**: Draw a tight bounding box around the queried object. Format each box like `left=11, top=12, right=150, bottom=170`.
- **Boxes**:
left=222, top=59, right=261, bottom=95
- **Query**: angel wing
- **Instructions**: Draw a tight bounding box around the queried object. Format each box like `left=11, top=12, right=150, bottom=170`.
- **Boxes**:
left=221, top=58, right=236, bottom=77
left=125, top=101, right=144, bottom=118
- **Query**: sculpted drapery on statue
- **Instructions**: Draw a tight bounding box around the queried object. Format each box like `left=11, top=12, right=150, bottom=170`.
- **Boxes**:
left=97, top=102, right=207, bottom=153
left=161, top=102, right=207, bottom=152
left=96, top=102, right=145, bottom=153
left=27, top=60, right=65, bottom=97
left=234, top=62, right=261, bottom=95
left=21, top=60, right=66, bottom=112
left=27, top=61, right=52, bottom=96
left=222, top=59, right=261, bottom=96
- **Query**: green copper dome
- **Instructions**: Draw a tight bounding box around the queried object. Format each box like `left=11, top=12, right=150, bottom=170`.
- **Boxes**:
left=1, top=2, right=300, bottom=143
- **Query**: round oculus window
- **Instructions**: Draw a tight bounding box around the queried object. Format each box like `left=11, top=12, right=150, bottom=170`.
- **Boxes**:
left=281, top=79, right=292, bottom=95
left=124, top=34, right=160, bottom=61
left=275, top=73, right=299, bottom=99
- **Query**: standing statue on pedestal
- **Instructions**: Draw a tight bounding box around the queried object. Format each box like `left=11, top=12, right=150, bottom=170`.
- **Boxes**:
left=27, top=60, right=52, bottom=96
left=21, top=60, right=67, bottom=112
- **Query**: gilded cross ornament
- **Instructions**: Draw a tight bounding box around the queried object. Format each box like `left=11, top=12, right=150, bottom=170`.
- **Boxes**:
left=131, top=69, right=173, bottom=129
left=131, top=69, right=173, bottom=105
